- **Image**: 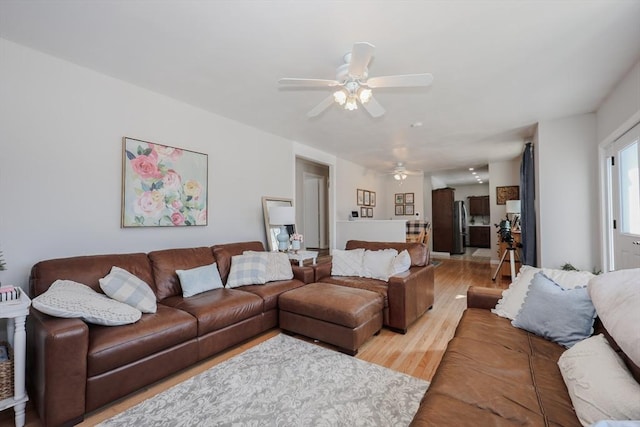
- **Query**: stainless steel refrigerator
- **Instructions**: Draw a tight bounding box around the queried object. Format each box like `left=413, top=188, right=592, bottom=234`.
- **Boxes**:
left=452, top=200, right=467, bottom=254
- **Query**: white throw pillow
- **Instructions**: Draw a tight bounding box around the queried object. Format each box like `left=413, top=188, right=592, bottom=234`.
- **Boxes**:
left=33, top=280, right=142, bottom=326
left=226, top=253, right=268, bottom=288
left=391, top=250, right=412, bottom=276
left=176, top=263, right=224, bottom=297
left=331, top=249, right=365, bottom=277
left=243, top=251, right=293, bottom=282
left=99, top=266, right=157, bottom=313
left=362, top=249, right=399, bottom=281
left=558, top=334, right=640, bottom=426
left=588, top=268, right=640, bottom=368
left=492, top=266, right=594, bottom=320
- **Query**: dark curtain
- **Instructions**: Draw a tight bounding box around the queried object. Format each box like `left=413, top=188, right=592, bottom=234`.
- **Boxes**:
left=520, top=142, right=537, bottom=266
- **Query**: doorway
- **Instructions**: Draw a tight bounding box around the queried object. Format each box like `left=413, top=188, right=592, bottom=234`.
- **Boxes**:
left=295, top=157, right=329, bottom=250
left=605, top=121, right=640, bottom=270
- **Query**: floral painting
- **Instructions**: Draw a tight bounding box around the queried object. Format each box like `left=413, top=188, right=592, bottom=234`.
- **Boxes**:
left=122, top=137, right=208, bottom=227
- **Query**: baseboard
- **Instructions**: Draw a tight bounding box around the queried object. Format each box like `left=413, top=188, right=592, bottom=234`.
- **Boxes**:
left=431, top=251, right=450, bottom=258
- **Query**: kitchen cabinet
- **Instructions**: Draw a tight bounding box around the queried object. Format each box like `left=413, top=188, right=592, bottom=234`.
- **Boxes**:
left=432, top=188, right=455, bottom=253
left=468, top=226, right=491, bottom=248
left=468, top=196, right=490, bottom=216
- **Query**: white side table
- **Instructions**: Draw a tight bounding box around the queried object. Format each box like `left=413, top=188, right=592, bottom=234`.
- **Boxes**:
left=288, top=250, right=319, bottom=267
left=0, top=292, right=31, bottom=427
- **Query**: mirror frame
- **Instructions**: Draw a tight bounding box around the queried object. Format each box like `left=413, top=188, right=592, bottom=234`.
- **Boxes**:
left=262, top=196, right=296, bottom=252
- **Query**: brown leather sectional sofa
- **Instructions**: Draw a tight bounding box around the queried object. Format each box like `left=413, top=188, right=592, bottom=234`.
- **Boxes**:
left=27, top=240, right=434, bottom=426
left=314, top=240, right=435, bottom=333
left=411, top=286, right=640, bottom=426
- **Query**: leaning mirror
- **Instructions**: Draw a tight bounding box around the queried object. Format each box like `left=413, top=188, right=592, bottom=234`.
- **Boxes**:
left=262, top=196, right=296, bottom=252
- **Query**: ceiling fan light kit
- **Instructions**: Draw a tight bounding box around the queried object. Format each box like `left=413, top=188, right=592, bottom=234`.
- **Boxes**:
left=279, top=42, right=433, bottom=118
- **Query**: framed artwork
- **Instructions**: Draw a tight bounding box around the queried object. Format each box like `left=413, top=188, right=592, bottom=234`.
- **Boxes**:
left=395, top=205, right=404, bottom=215
left=395, top=193, right=404, bottom=205
left=405, top=192, right=414, bottom=204
left=122, top=137, right=208, bottom=227
left=370, top=191, right=376, bottom=207
left=357, top=189, right=364, bottom=206
left=363, top=190, right=371, bottom=206
left=361, top=207, right=367, bottom=218
left=367, top=207, right=373, bottom=218
left=496, top=185, right=520, bottom=205
left=405, top=204, right=415, bottom=215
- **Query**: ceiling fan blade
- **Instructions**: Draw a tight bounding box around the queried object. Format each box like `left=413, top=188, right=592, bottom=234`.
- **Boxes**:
left=279, top=78, right=340, bottom=87
left=362, top=95, right=385, bottom=118
left=367, top=73, right=434, bottom=88
left=307, top=95, right=335, bottom=118
left=348, top=42, right=375, bottom=78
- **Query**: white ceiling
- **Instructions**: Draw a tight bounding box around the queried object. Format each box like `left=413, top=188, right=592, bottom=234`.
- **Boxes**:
left=2, top=1, right=639, bottom=185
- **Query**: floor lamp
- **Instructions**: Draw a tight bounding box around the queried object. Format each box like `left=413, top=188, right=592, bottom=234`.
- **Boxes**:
left=269, top=206, right=295, bottom=252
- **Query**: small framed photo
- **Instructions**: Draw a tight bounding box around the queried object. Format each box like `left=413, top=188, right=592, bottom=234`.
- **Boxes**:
left=395, top=193, right=404, bottom=205
left=404, top=193, right=414, bottom=204
left=361, top=207, right=367, bottom=218
left=395, top=205, right=404, bottom=215
left=370, top=191, right=376, bottom=207
left=363, top=190, right=371, bottom=206
left=404, top=204, right=415, bottom=215
left=357, top=189, right=364, bottom=206
left=367, top=208, right=373, bottom=218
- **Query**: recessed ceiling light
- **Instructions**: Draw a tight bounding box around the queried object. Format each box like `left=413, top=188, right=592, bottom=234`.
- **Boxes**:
left=472, top=172, right=477, bottom=175
left=410, top=121, right=423, bottom=128
left=468, top=168, right=474, bottom=171
left=478, top=181, right=483, bottom=184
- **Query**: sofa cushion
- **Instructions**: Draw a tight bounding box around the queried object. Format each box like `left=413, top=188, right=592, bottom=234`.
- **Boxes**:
left=161, top=288, right=264, bottom=336
left=558, top=334, right=640, bottom=426
left=362, top=249, right=398, bottom=281
left=243, top=251, right=293, bottom=282
left=331, top=249, right=365, bottom=276
left=148, top=247, right=215, bottom=301
left=236, top=279, right=306, bottom=311
left=99, top=266, right=157, bottom=313
left=226, top=253, right=268, bottom=288
left=493, top=266, right=594, bottom=320
left=512, top=272, right=595, bottom=348
left=212, top=241, right=266, bottom=284
left=32, top=280, right=142, bottom=326
left=176, top=262, right=224, bottom=297
left=345, top=240, right=428, bottom=267
left=391, top=250, right=411, bottom=276
left=87, top=304, right=197, bottom=377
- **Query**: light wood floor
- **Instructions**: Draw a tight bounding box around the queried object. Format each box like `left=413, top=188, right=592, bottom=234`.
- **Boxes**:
left=9, top=257, right=510, bottom=427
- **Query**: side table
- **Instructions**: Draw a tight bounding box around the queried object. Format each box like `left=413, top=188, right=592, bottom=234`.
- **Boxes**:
left=288, top=250, right=319, bottom=267
left=0, top=292, right=31, bottom=427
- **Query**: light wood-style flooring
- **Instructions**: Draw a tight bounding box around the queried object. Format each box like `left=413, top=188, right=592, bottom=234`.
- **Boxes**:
left=9, top=256, right=510, bottom=427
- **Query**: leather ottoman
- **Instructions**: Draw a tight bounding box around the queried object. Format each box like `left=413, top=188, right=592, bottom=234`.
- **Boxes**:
left=279, top=282, right=384, bottom=355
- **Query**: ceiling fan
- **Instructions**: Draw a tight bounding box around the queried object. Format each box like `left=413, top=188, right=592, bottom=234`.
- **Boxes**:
left=279, top=42, right=433, bottom=118
left=388, top=163, right=423, bottom=181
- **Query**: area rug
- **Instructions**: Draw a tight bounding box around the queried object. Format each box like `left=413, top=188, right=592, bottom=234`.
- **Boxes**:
left=472, top=248, right=493, bottom=258
left=98, top=334, right=429, bottom=426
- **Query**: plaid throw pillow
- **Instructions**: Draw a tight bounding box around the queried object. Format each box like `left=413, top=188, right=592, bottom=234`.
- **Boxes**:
left=226, top=253, right=268, bottom=288
left=99, top=266, right=157, bottom=313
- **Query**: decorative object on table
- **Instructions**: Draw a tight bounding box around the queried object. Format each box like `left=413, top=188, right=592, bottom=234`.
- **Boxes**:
left=97, top=334, right=429, bottom=427
left=395, top=193, right=405, bottom=205
left=290, top=233, right=304, bottom=253
left=0, top=340, right=14, bottom=400
left=357, top=189, right=364, bottom=206
left=0, top=286, right=21, bottom=302
left=121, top=137, right=208, bottom=227
left=404, top=193, right=414, bottom=204
left=395, top=205, right=404, bottom=215
left=496, top=185, right=520, bottom=205
left=506, top=199, right=521, bottom=231
left=269, top=206, right=296, bottom=252
left=262, top=197, right=295, bottom=252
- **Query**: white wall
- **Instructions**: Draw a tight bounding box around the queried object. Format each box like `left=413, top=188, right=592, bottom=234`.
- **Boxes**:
left=488, top=159, right=521, bottom=261
left=0, top=38, right=298, bottom=290
left=334, top=157, right=382, bottom=222
left=536, top=113, right=599, bottom=271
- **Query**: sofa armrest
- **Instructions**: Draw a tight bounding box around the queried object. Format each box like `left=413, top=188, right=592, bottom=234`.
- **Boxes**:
left=467, top=286, right=504, bottom=310
left=312, top=261, right=333, bottom=282
left=387, top=264, right=435, bottom=333
left=27, top=309, right=89, bottom=427
left=292, top=265, right=314, bottom=284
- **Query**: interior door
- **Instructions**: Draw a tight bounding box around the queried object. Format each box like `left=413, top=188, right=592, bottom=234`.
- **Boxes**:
left=303, top=172, right=327, bottom=249
left=607, top=122, right=640, bottom=270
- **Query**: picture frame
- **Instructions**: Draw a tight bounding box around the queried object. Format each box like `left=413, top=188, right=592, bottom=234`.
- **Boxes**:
left=496, top=185, right=520, bottom=205
left=357, top=189, right=364, bottom=206
left=395, top=193, right=404, bottom=205
left=367, top=207, right=373, bottom=218
left=404, top=192, right=414, bottom=204
left=370, top=191, right=376, bottom=207
left=361, top=207, right=367, bottom=218
left=395, top=205, right=404, bottom=215
left=363, top=190, right=371, bottom=206
left=404, top=204, right=415, bottom=215
left=122, top=137, right=208, bottom=227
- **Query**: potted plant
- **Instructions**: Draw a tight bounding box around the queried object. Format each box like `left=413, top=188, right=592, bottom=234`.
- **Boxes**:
left=289, top=234, right=304, bottom=253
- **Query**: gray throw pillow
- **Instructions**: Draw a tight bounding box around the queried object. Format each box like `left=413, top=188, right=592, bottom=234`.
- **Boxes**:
left=512, top=271, right=596, bottom=348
